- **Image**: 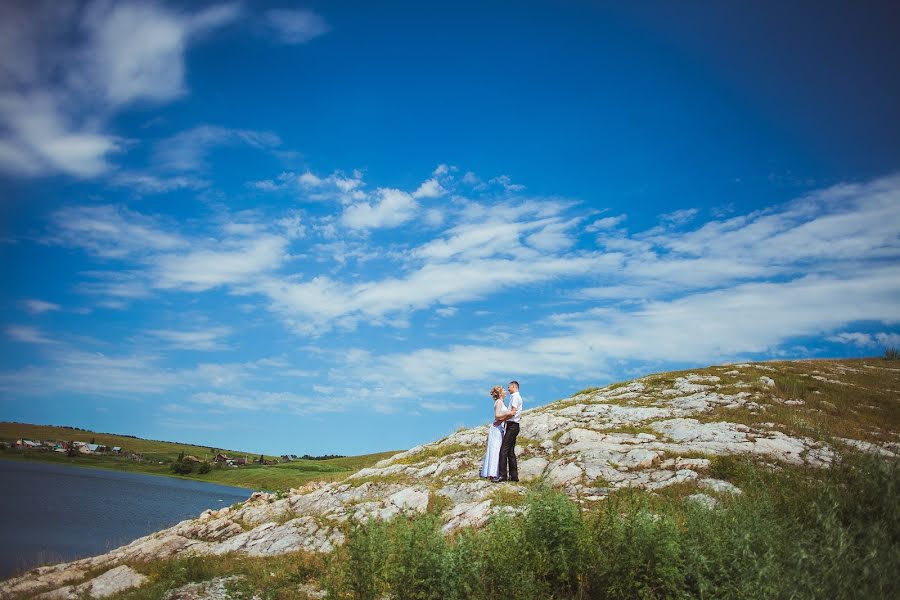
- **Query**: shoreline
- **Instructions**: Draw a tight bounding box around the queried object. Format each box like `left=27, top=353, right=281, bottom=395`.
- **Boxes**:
left=0, top=454, right=259, bottom=491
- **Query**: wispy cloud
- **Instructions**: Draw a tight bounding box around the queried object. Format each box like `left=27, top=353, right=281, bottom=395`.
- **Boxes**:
left=263, top=8, right=330, bottom=45
left=22, top=299, right=61, bottom=314
left=0, top=0, right=240, bottom=178
left=153, top=125, right=281, bottom=173
left=829, top=331, right=900, bottom=348
left=6, top=325, right=57, bottom=345
left=342, top=189, right=419, bottom=230
left=146, top=326, right=232, bottom=351
left=49, top=205, right=186, bottom=259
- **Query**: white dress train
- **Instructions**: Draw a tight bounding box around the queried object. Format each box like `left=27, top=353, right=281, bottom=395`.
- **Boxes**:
left=480, top=400, right=507, bottom=478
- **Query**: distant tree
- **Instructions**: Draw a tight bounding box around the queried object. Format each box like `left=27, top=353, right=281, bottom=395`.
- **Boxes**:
left=177, top=450, right=185, bottom=462
left=90, top=437, right=96, bottom=444
left=259, top=454, right=264, bottom=463
left=198, top=462, right=211, bottom=474
left=170, top=459, right=193, bottom=475
left=66, top=441, right=78, bottom=458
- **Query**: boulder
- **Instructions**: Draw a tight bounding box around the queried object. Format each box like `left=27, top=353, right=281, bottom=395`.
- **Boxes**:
left=518, top=457, right=549, bottom=481
left=388, top=487, right=430, bottom=512
left=546, top=460, right=584, bottom=486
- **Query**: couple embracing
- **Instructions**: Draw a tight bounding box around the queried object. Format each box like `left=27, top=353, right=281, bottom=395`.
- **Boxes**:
left=480, top=381, right=523, bottom=482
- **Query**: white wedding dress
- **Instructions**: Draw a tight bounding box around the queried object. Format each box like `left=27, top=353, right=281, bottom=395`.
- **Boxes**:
left=480, top=399, right=507, bottom=478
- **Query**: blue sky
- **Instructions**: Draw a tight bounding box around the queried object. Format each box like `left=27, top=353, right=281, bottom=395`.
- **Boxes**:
left=1, top=1, right=899, bottom=456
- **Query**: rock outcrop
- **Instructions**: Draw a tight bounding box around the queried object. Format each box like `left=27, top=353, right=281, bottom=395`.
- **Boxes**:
left=2, top=359, right=897, bottom=599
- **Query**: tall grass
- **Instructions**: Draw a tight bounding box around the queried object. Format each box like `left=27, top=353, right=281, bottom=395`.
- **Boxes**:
left=326, top=453, right=899, bottom=600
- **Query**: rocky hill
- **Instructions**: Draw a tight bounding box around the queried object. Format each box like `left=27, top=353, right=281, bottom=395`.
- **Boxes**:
left=2, top=358, right=898, bottom=599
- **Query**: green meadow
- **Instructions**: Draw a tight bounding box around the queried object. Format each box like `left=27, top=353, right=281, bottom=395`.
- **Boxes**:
left=0, top=422, right=397, bottom=491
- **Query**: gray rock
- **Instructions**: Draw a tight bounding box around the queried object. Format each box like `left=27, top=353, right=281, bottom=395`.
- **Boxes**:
left=700, top=478, right=742, bottom=495
left=518, top=457, right=549, bottom=481
left=162, top=575, right=244, bottom=600
left=39, top=565, right=148, bottom=599
left=546, top=460, right=584, bottom=486
left=686, top=493, right=719, bottom=509
left=388, top=487, right=430, bottom=512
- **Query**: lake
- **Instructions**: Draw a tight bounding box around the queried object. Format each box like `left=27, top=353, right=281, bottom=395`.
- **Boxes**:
left=0, top=459, right=250, bottom=578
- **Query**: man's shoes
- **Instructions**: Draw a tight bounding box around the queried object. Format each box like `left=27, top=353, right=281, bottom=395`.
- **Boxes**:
left=491, top=477, right=508, bottom=483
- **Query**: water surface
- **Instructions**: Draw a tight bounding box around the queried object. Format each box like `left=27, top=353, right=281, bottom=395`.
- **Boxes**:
left=0, top=459, right=250, bottom=578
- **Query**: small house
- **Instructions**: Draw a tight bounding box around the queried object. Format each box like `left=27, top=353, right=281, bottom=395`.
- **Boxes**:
left=111, top=446, right=122, bottom=454
left=233, top=457, right=247, bottom=465
left=214, top=453, right=228, bottom=462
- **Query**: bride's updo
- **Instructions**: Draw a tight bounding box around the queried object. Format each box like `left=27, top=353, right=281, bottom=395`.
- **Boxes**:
left=490, top=385, right=504, bottom=400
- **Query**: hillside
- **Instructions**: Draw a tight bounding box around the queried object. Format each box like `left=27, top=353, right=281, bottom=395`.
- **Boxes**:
left=2, top=358, right=898, bottom=599
left=0, top=422, right=397, bottom=491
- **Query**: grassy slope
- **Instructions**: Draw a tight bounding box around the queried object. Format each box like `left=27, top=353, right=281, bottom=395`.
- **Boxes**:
left=0, top=422, right=398, bottom=491
left=643, top=358, right=900, bottom=445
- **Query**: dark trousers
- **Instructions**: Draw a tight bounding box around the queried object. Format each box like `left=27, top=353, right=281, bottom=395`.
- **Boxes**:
left=498, top=422, right=519, bottom=480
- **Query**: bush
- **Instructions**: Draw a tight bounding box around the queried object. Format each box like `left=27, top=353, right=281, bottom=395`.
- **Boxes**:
left=386, top=514, right=448, bottom=600
left=325, top=455, right=899, bottom=600
left=520, top=488, right=585, bottom=597
left=330, top=518, right=391, bottom=600
left=170, top=459, right=194, bottom=475
left=585, top=494, right=686, bottom=599
left=198, top=461, right=211, bottom=474
left=884, top=347, right=900, bottom=361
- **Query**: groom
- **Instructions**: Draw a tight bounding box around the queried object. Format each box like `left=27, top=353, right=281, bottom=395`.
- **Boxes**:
left=494, top=380, right=523, bottom=482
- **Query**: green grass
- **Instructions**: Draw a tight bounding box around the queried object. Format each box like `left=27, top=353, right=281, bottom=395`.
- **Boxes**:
left=321, top=454, right=900, bottom=600
left=698, top=358, right=900, bottom=445
left=390, top=443, right=470, bottom=465
left=0, top=422, right=398, bottom=491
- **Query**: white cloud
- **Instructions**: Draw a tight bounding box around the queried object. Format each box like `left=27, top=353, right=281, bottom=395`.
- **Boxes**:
left=412, top=178, right=445, bottom=199
left=192, top=390, right=342, bottom=414
left=111, top=171, right=208, bottom=194
left=49, top=204, right=186, bottom=259
left=154, top=125, right=281, bottom=172
left=829, top=331, right=900, bottom=348
left=342, top=188, right=418, bottom=229
left=0, top=349, right=183, bottom=397
left=23, top=299, right=61, bottom=314
left=6, top=325, right=57, bottom=345
left=258, top=253, right=601, bottom=334
left=489, top=174, right=526, bottom=192
left=342, top=264, right=900, bottom=404
left=151, top=234, right=289, bottom=291
left=659, top=208, right=699, bottom=226
left=76, top=270, right=153, bottom=301
left=526, top=218, right=580, bottom=252
left=587, top=214, right=626, bottom=231
left=250, top=170, right=367, bottom=202
left=0, top=1, right=240, bottom=178
left=264, top=8, right=330, bottom=44
left=147, top=326, right=232, bottom=351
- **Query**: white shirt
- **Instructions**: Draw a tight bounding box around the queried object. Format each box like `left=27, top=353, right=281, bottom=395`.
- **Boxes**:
left=508, top=391, right=523, bottom=423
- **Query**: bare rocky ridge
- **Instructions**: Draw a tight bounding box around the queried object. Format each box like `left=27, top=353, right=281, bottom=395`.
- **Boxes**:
left=2, top=359, right=898, bottom=599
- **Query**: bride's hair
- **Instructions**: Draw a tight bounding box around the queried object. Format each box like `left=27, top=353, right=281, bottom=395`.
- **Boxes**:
left=490, top=385, right=504, bottom=400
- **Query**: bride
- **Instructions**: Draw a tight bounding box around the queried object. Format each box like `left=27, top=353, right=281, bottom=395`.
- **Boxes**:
left=480, top=385, right=513, bottom=479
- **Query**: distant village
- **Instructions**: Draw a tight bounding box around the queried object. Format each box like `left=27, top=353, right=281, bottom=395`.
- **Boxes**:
left=6, top=439, right=129, bottom=456
left=2, top=438, right=343, bottom=467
